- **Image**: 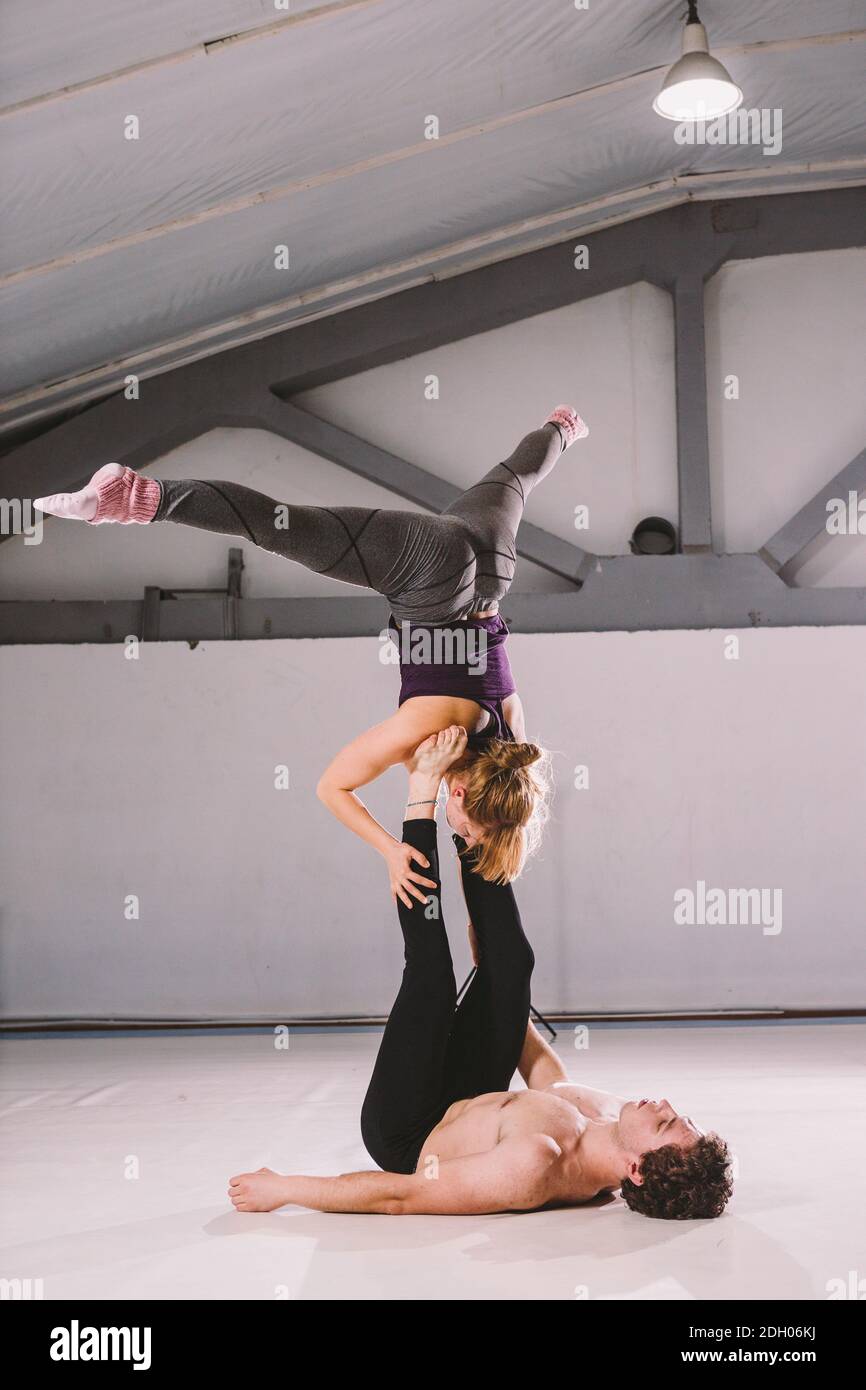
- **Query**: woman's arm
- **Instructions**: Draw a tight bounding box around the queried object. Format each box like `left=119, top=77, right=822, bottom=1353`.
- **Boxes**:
left=316, top=704, right=455, bottom=905
left=502, top=691, right=526, bottom=743
left=316, top=705, right=436, bottom=841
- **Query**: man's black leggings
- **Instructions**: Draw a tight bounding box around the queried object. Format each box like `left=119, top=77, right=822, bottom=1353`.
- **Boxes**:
left=360, top=817, right=535, bottom=1175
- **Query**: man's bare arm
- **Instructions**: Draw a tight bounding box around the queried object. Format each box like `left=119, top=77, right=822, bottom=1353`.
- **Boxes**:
left=230, top=1167, right=422, bottom=1214
left=395, top=1135, right=561, bottom=1214
left=231, top=1138, right=561, bottom=1216
left=281, top=1171, right=412, bottom=1214
left=518, top=1019, right=568, bottom=1089
left=518, top=1021, right=627, bottom=1115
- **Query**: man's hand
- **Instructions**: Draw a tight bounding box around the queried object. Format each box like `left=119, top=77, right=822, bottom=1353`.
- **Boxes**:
left=228, top=1167, right=292, bottom=1212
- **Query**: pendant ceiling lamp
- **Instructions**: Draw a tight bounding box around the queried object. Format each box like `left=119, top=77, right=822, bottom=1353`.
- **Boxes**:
left=653, top=1, right=743, bottom=121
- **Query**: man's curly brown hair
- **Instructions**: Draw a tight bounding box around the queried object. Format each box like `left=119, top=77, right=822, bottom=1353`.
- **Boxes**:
left=620, top=1133, right=733, bottom=1219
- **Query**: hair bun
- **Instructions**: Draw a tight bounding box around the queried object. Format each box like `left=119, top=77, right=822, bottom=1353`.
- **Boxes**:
left=502, top=741, right=542, bottom=770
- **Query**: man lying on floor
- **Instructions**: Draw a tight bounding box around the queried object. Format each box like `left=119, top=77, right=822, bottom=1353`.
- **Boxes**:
left=229, top=727, right=733, bottom=1221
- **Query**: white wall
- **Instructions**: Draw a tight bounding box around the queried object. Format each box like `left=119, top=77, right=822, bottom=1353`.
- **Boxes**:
left=2, top=248, right=865, bottom=1020
left=705, top=247, right=866, bottom=585
left=2, top=627, right=864, bottom=1021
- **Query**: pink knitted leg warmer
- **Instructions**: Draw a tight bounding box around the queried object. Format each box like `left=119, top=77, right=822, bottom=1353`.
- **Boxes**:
left=89, top=465, right=162, bottom=525
left=544, top=405, right=589, bottom=449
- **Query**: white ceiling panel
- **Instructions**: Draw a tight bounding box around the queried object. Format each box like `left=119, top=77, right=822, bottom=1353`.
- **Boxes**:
left=0, top=0, right=863, bottom=424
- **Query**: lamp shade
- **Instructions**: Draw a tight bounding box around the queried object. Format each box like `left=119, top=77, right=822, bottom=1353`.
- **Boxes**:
left=653, top=21, right=742, bottom=121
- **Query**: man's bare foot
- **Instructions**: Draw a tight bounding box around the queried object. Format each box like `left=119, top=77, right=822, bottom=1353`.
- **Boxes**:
left=228, top=1166, right=289, bottom=1213
left=408, top=724, right=468, bottom=779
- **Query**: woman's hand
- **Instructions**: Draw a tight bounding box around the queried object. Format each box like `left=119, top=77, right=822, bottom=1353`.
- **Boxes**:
left=385, top=727, right=468, bottom=908
left=383, top=839, right=438, bottom=910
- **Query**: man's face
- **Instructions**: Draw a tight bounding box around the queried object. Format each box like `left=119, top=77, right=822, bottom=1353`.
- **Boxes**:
left=444, top=784, right=487, bottom=848
left=619, top=1098, right=703, bottom=1177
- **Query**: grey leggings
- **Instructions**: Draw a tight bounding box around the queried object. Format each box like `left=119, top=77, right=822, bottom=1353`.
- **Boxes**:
left=153, top=425, right=564, bottom=624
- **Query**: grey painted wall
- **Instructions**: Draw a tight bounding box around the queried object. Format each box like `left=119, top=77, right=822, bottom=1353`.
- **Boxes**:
left=2, top=249, right=864, bottom=1020
left=3, top=250, right=865, bottom=604
left=2, top=626, right=864, bottom=1021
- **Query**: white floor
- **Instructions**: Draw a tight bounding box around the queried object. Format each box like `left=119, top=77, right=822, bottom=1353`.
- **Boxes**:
left=1, top=1021, right=864, bottom=1301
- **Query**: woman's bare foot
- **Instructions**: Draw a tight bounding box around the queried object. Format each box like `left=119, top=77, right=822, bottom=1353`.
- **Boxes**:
left=408, top=724, right=468, bottom=779
left=228, top=1167, right=289, bottom=1213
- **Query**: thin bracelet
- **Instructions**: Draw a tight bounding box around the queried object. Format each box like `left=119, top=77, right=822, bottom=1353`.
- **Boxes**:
left=405, top=797, right=440, bottom=807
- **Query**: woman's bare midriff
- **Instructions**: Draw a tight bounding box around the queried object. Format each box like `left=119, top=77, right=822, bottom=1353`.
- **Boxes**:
left=415, top=1089, right=590, bottom=1171
left=400, top=694, right=499, bottom=738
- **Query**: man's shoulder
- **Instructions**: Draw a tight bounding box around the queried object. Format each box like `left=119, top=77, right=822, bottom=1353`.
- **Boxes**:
left=499, top=1133, right=567, bottom=1210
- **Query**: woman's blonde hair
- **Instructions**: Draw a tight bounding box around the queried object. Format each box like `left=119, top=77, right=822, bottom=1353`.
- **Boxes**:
left=448, top=738, right=551, bottom=884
